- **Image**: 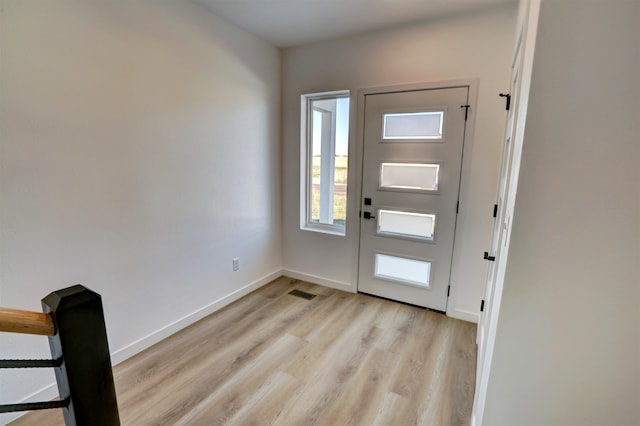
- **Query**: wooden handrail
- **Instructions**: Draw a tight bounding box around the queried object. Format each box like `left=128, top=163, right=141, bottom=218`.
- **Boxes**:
left=0, top=307, right=55, bottom=336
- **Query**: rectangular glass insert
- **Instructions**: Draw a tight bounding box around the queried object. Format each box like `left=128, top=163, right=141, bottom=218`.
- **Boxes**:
left=380, top=163, right=439, bottom=191
left=383, top=111, right=444, bottom=140
left=374, top=253, right=431, bottom=287
left=378, top=210, right=435, bottom=240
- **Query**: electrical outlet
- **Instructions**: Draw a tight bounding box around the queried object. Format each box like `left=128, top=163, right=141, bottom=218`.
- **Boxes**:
left=232, top=258, right=240, bottom=271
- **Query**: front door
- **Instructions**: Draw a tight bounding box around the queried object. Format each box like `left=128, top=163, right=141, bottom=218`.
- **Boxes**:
left=357, top=85, right=469, bottom=311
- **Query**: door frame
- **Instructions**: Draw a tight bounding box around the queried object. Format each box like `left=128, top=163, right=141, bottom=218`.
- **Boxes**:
left=354, top=79, right=479, bottom=314
left=471, top=1, right=541, bottom=425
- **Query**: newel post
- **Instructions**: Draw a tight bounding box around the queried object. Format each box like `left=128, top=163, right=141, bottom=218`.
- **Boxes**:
left=42, top=285, right=120, bottom=425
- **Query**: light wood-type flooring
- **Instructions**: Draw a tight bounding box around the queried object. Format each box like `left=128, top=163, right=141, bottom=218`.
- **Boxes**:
left=11, top=277, right=477, bottom=426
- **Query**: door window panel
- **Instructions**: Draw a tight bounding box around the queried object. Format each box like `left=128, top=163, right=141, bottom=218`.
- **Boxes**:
left=382, top=111, right=444, bottom=140
left=380, top=163, right=439, bottom=191
left=374, top=253, right=431, bottom=287
left=377, top=210, right=436, bottom=240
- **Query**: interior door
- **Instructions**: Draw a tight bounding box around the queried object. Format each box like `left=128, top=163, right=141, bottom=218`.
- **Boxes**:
left=476, top=27, right=523, bottom=388
left=472, top=1, right=541, bottom=423
left=476, top=63, right=519, bottom=379
left=357, top=86, right=469, bottom=311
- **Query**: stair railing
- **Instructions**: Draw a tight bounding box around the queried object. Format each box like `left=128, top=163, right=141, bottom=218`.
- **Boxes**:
left=0, top=285, right=120, bottom=425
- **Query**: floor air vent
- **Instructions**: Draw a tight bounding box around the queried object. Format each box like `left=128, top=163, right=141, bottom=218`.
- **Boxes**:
left=288, top=289, right=317, bottom=300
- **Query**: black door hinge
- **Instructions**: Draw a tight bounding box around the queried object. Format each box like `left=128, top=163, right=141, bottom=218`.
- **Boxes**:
left=480, top=299, right=485, bottom=312
left=499, top=93, right=511, bottom=110
left=456, top=201, right=459, bottom=214
left=460, top=104, right=470, bottom=121
left=493, top=204, right=498, bottom=218
left=447, top=285, right=451, bottom=297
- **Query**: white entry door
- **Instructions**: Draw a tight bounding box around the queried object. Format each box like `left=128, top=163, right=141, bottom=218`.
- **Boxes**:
left=357, top=85, right=469, bottom=311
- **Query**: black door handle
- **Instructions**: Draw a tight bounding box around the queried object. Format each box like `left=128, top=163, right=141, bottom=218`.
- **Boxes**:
left=363, top=211, right=376, bottom=220
left=499, top=93, right=511, bottom=110
left=484, top=251, right=496, bottom=261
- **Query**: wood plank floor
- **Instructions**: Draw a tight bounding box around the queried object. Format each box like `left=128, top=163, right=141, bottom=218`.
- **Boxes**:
left=11, top=277, right=477, bottom=426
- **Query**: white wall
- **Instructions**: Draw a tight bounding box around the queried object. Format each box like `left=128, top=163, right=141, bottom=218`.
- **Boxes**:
left=281, top=4, right=517, bottom=321
left=483, top=1, right=640, bottom=424
left=0, top=1, right=280, bottom=421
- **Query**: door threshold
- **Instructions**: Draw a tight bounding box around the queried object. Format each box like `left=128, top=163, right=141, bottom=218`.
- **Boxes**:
left=357, top=291, right=446, bottom=315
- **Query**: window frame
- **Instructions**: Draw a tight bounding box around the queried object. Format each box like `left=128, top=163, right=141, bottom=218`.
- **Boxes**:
left=300, top=90, right=350, bottom=236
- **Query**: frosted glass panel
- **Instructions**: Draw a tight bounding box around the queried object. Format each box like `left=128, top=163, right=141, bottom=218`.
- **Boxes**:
left=374, top=254, right=431, bottom=287
left=383, top=111, right=443, bottom=140
left=380, top=163, right=439, bottom=191
left=378, top=210, right=435, bottom=240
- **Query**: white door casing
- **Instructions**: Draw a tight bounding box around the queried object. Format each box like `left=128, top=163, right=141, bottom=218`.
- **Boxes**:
left=357, top=84, right=471, bottom=311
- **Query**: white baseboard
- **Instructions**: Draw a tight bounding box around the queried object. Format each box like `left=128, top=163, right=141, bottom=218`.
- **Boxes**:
left=282, top=269, right=354, bottom=293
left=110, top=269, right=282, bottom=365
left=447, top=307, right=479, bottom=323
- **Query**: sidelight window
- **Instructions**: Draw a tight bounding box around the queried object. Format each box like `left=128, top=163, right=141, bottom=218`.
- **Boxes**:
left=300, top=91, right=350, bottom=235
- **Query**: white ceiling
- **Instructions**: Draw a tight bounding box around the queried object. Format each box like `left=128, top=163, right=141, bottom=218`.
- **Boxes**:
left=195, top=0, right=517, bottom=48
